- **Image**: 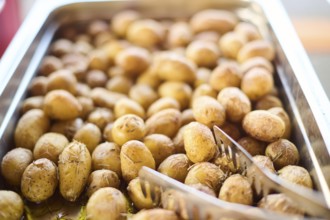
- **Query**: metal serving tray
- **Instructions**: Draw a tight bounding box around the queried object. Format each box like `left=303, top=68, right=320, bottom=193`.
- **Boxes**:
left=0, top=0, right=329, bottom=217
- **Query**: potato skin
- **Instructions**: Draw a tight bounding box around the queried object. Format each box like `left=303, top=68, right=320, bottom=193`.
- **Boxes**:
left=237, top=40, right=275, bottom=63
left=0, top=190, right=24, bottom=220
left=86, top=187, right=127, bottom=220
left=1, top=148, right=33, bottom=186
left=242, top=110, right=285, bottom=142
left=158, top=154, right=191, bottom=182
left=278, top=165, right=312, bottom=189
left=268, top=107, right=291, bottom=139
left=183, top=122, right=217, bottom=163
left=58, top=140, right=92, bottom=202
left=127, top=177, right=155, bottom=210
left=158, top=81, right=192, bottom=110
left=120, top=140, right=155, bottom=182
left=114, top=98, right=145, bottom=119
left=14, top=109, right=50, bottom=150
left=73, top=123, right=102, bottom=153
left=237, top=136, right=266, bottom=156
left=21, top=158, right=58, bottom=203
left=131, top=209, right=178, bottom=220
left=147, top=97, right=180, bottom=118
left=87, top=170, right=120, bottom=197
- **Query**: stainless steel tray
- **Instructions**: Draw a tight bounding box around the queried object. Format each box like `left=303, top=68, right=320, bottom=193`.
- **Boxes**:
left=0, top=0, right=330, bottom=216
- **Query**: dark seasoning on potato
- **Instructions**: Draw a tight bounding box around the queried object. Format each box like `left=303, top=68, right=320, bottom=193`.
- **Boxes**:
left=0, top=7, right=313, bottom=220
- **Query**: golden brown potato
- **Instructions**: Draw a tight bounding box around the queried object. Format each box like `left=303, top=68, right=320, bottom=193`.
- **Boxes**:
left=127, top=177, right=155, bottom=210
left=103, top=123, right=114, bottom=142
left=255, top=95, right=283, bottom=110
left=153, top=52, right=197, bottom=84
left=29, top=76, right=48, bottom=96
left=143, top=134, right=175, bottom=167
left=50, top=118, right=84, bottom=140
left=194, top=68, right=212, bottom=88
left=278, top=165, right=312, bottom=189
left=158, top=154, right=191, bottom=182
left=132, top=209, right=178, bottom=220
left=21, top=158, right=58, bottom=202
left=210, top=62, right=242, bottom=91
left=92, top=142, right=121, bottom=176
left=33, top=132, right=69, bottom=164
left=88, top=49, right=110, bottom=71
left=77, top=96, right=94, bottom=119
left=112, top=10, right=141, bottom=37
left=112, top=114, right=145, bottom=146
left=39, top=55, right=63, bottom=76
left=129, top=84, right=158, bottom=110
left=101, top=40, right=128, bottom=64
left=237, top=40, right=275, bottom=63
left=192, top=96, right=226, bottom=128
left=114, top=98, right=145, bottom=119
left=14, top=109, right=50, bottom=150
left=21, top=96, right=44, bottom=113
left=59, top=140, right=92, bottom=202
left=217, top=87, right=251, bottom=123
left=61, top=53, right=89, bottom=80
left=127, top=19, right=165, bottom=48
left=51, top=39, right=74, bottom=57
left=185, top=162, right=225, bottom=193
left=268, top=107, right=291, bottom=139
left=145, top=109, right=182, bottom=138
left=86, top=70, right=108, bottom=88
left=192, top=83, right=217, bottom=101
left=43, top=90, right=82, bottom=120
left=158, top=81, right=192, bottom=110
left=219, top=32, right=246, bottom=59
left=106, top=75, right=133, bottom=94
left=91, top=87, right=126, bottom=109
left=265, top=139, right=299, bottom=170
left=115, top=47, right=151, bottom=77
left=242, top=110, right=285, bottom=142
left=120, top=140, right=155, bottom=182
left=87, top=170, right=120, bottom=197
left=1, top=148, right=33, bottom=186
left=167, top=21, right=192, bottom=48
left=186, top=40, right=220, bottom=68
left=219, top=174, right=253, bottom=205
left=136, top=70, right=162, bottom=90
left=220, top=122, right=241, bottom=141
left=240, top=56, right=274, bottom=74
left=87, top=108, right=114, bottom=130
left=0, top=190, right=24, bottom=220
left=47, top=69, right=77, bottom=94
left=234, top=22, right=261, bottom=42
left=73, top=123, right=102, bottom=153
left=190, top=9, right=238, bottom=34
left=147, top=97, right=180, bottom=117
left=183, top=122, right=218, bottom=163
left=237, top=136, right=266, bottom=156
left=86, top=187, right=127, bottom=220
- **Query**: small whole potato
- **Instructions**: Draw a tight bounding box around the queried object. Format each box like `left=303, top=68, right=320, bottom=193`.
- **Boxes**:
left=1, top=148, right=33, bottom=186
left=190, top=9, right=238, bottom=34
left=73, top=123, right=102, bottom=153
left=106, top=75, right=133, bottom=94
left=147, top=97, right=180, bottom=117
left=183, top=122, right=218, bottom=163
left=268, top=107, right=291, bottom=139
left=21, top=96, right=44, bottom=113
left=87, top=108, right=114, bottom=130
left=132, top=209, right=178, bottom=220
left=28, top=76, right=48, bottom=96
left=194, top=31, right=220, bottom=43
left=86, top=170, right=120, bottom=197
left=51, top=38, right=73, bottom=57
left=210, top=62, right=242, bottom=91
left=185, top=162, right=225, bottom=193
left=242, top=110, right=285, bottom=142
left=112, top=10, right=141, bottom=37
left=181, top=108, right=195, bottom=126
left=77, top=96, right=94, bottom=119
left=114, top=98, right=145, bottom=119
left=129, top=84, right=158, bottom=110
left=87, top=20, right=108, bottom=36
left=46, top=69, right=77, bottom=94
left=127, top=177, right=155, bottom=210
left=265, top=139, right=299, bottom=170
left=39, top=55, right=63, bottom=76
left=154, top=52, right=197, bottom=84
left=14, top=109, right=50, bottom=150
left=91, top=88, right=126, bottom=109
left=158, top=81, right=192, bottom=110
left=61, top=53, right=89, bottom=80
left=192, top=84, right=217, bottom=101
left=237, top=40, right=275, bottom=63
left=194, top=68, right=211, bottom=88
left=219, top=32, right=246, bottom=59
left=145, top=109, right=182, bottom=138
left=136, top=70, right=162, bottom=89
left=115, top=47, right=151, bottom=77
left=86, top=70, right=108, bottom=88
left=50, top=118, right=84, bottom=140
left=112, top=114, right=145, bottom=146
left=186, top=40, right=220, bottom=68
left=192, top=96, right=226, bottom=128
left=21, top=158, right=58, bottom=203
left=240, top=56, right=274, bottom=74
left=258, top=194, right=304, bottom=216
left=278, top=165, right=312, bottom=189
left=101, top=40, right=128, bottom=64
left=0, top=190, right=24, bottom=220
left=158, top=154, right=191, bottom=182
left=217, top=87, right=251, bottom=123
left=88, top=49, right=110, bottom=71
left=237, top=136, right=266, bottom=156
left=127, top=19, right=165, bottom=48
left=59, top=140, right=92, bottom=202
left=167, top=21, right=192, bottom=48
left=43, top=90, right=82, bottom=120
left=143, top=134, right=175, bottom=167
left=86, top=187, right=127, bottom=220
left=255, top=95, right=283, bottom=110
left=219, top=174, right=253, bottom=205
left=103, top=123, right=114, bottom=142
left=120, top=140, right=155, bottom=182
left=92, top=142, right=121, bottom=176
left=33, top=132, right=69, bottom=164
left=219, top=122, right=241, bottom=141
left=234, top=22, right=261, bottom=42
left=251, top=155, right=276, bottom=174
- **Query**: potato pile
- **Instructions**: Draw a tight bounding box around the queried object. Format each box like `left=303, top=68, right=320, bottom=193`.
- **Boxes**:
left=0, top=8, right=312, bottom=219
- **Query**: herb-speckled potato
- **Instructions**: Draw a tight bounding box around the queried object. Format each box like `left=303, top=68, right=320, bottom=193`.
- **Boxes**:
left=120, top=140, right=155, bottom=182
left=59, top=140, right=92, bottom=202
left=14, top=109, right=50, bottom=150
left=0, top=190, right=24, bottom=220
left=127, top=177, right=155, bottom=210
left=1, top=148, right=33, bottom=186
left=86, top=170, right=120, bottom=197
left=21, top=158, right=58, bottom=203
left=86, top=187, right=127, bottom=220
left=73, top=123, right=102, bottom=153
left=158, top=154, right=191, bottom=182
left=92, top=142, right=121, bottom=176
left=131, top=209, right=179, bottom=220
left=183, top=122, right=217, bottom=163
left=278, top=165, right=312, bottom=189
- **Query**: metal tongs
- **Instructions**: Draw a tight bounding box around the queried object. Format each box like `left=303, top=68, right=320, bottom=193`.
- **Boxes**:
left=138, top=126, right=330, bottom=219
